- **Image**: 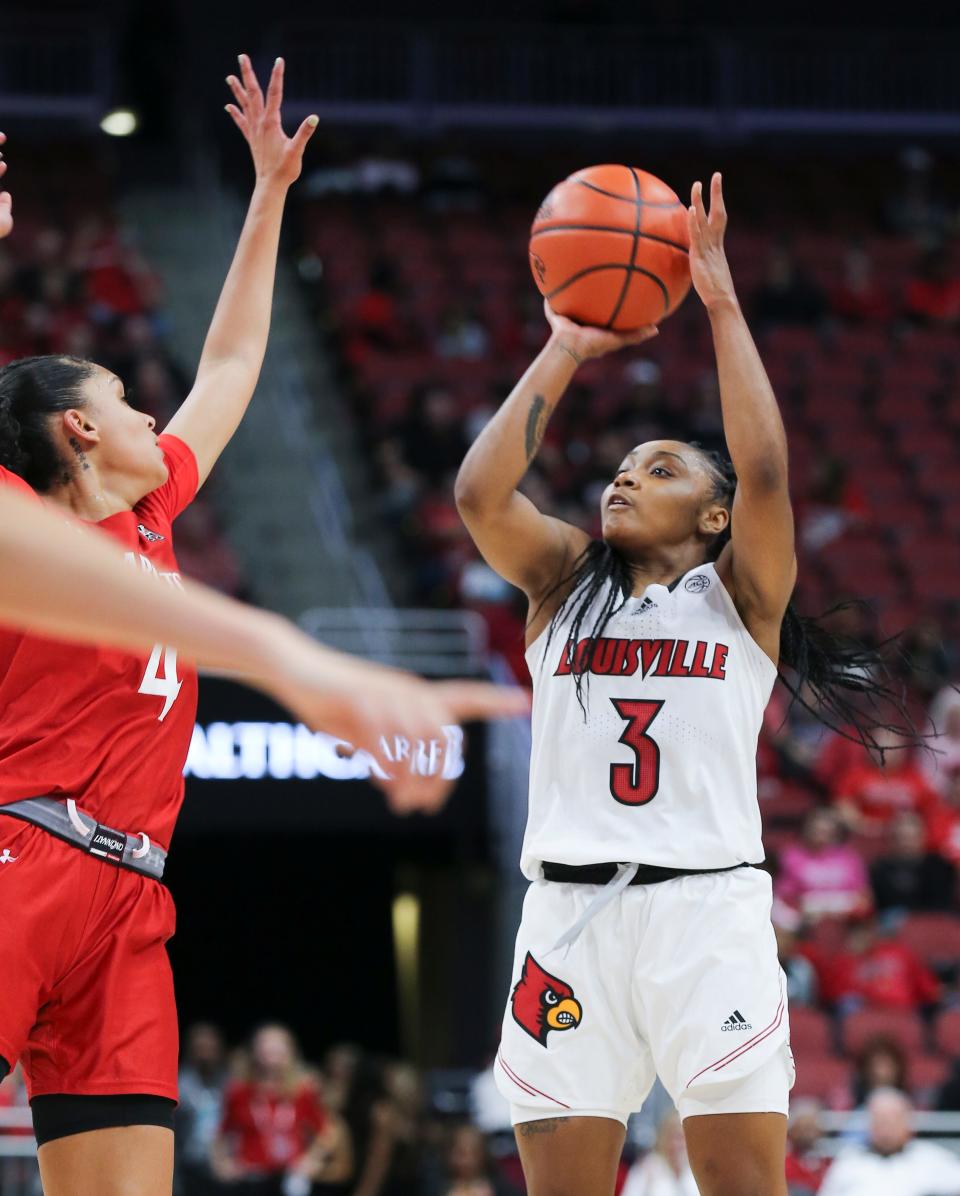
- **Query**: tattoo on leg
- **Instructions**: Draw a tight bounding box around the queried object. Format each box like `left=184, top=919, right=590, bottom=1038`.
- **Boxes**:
left=524, top=394, right=548, bottom=463
left=68, top=436, right=90, bottom=472
left=518, top=1118, right=564, bottom=1137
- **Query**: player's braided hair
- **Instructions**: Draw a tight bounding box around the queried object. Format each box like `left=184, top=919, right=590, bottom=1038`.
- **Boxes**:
left=0, top=355, right=94, bottom=491
left=537, top=443, right=919, bottom=751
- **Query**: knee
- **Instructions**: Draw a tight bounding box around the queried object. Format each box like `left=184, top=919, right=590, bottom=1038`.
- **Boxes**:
left=693, top=1155, right=782, bottom=1196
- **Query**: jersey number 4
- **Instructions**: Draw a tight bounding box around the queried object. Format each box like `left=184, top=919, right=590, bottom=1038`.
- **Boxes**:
left=138, top=644, right=182, bottom=722
left=609, top=698, right=664, bottom=806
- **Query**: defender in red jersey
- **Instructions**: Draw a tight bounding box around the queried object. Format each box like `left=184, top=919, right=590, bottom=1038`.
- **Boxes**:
left=0, top=56, right=321, bottom=1196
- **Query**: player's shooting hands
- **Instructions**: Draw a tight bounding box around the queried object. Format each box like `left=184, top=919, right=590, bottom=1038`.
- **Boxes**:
left=0, top=133, right=12, bottom=240
left=688, top=172, right=737, bottom=312
left=225, top=54, right=318, bottom=188
left=544, top=300, right=658, bottom=363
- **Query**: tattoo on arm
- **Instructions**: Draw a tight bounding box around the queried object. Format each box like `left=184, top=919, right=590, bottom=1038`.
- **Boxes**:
left=524, top=394, right=548, bottom=463
left=517, top=1118, right=564, bottom=1137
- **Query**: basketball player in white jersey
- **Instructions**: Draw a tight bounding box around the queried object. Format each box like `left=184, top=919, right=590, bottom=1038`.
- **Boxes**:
left=455, top=174, right=891, bottom=1196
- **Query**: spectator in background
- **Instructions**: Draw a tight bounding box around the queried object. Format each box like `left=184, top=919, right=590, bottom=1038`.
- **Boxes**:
left=776, top=808, right=872, bottom=923
left=904, top=250, right=960, bottom=326
left=323, top=1043, right=361, bottom=1115
left=176, top=1022, right=229, bottom=1196
left=829, top=246, right=892, bottom=325
left=345, top=260, right=411, bottom=362
left=870, top=811, right=956, bottom=912
left=799, top=456, right=867, bottom=554
left=621, top=1112, right=697, bottom=1196
left=851, top=1037, right=909, bottom=1108
left=785, top=1100, right=830, bottom=1196
left=833, top=730, right=940, bottom=836
left=926, top=766, right=960, bottom=866
left=820, top=1088, right=960, bottom=1196
left=814, top=917, right=940, bottom=1012
left=397, top=384, right=470, bottom=486
left=923, top=692, right=960, bottom=795
left=752, top=246, right=827, bottom=328
left=212, top=1023, right=349, bottom=1195
left=774, top=903, right=819, bottom=1006
left=429, top=1123, right=520, bottom=1196
left=341, top=1054, right=408, bottom=1196
left=435, top=304, right=490, bottom=360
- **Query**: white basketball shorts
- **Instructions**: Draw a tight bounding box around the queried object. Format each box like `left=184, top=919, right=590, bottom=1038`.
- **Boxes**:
left=495, top=865, right=794, bottom=1126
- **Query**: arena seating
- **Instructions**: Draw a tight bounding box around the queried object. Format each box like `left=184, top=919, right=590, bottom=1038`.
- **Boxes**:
left=0, top=153, right=243, bottom=596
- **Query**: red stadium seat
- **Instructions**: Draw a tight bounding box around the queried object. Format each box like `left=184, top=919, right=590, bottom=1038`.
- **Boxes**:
left=933, top=1010, right=960, bottom=1056
left=900, top=914, right=960, bottom=969
left=790, top=1007, right=833, bottom=1057
left=792, top=1055, right=853, bottom=1108
left=841, top=1009, right=926, bottom=1058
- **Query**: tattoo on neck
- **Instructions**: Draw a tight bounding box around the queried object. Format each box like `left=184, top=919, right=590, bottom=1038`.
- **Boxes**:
left=68, top=436, right=90, bottom=472
left=524, top=394, right=548, bottom=463
left=517, top=1118, right=563, bottom=1137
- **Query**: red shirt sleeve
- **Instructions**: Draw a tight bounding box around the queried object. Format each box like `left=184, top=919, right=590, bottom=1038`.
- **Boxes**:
left=141, top=434, right=199, bottom=524
left=0, top=466, right=38, bottom=499
left=300, top=1084, right=328, bottom=1135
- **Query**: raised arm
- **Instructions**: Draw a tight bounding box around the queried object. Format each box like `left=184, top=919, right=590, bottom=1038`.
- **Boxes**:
left=164, top=54, right=318, bottom=487
left=0, top=486, right=527, bottom=812
left=688, top=173, right=796, bottom=661
left=455, top=308, right=655, bottom=616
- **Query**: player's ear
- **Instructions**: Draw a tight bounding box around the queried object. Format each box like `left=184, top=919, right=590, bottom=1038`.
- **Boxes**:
left=699, top=502, right=729, bottom=537
left=62, top=408, right=100, bottom=445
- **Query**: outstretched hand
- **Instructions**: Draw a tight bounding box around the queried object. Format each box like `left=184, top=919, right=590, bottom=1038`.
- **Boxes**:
left=0, top=133, right=12, bottom=240
left=225, top=54, right=318, bottom=188
left=687, top=172, right=737, bottom=311
left=544, top=300, right=658, bottom=363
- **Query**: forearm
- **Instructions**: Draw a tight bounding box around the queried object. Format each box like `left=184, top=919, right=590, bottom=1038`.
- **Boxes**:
left=708, top=298, right=788, bottom=489
left=455, top=334, right=578, bottom=510
left=196, top=179, right=287, bottom=376
left=0, top=488, right=304, bottom=678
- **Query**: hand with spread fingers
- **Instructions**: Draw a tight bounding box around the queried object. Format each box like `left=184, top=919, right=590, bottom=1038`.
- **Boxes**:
left=265, top=643, right=530, bottom=817
left=225, top=53, right=318, bottom=188
left=687, top=171, right=737, bottom=312
left=0, top=133, right=11, bottom=240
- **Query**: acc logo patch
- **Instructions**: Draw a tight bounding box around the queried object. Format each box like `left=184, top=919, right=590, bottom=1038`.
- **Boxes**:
left=684, top=573, right=711, bottom=593
left=511, top=952, right=582, bottom=1046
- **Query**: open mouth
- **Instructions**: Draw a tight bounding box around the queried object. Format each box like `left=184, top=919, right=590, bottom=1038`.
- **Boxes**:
left=555, top=1010, right=576, bottom=1025
left=607, top=496, right=631, bottom=509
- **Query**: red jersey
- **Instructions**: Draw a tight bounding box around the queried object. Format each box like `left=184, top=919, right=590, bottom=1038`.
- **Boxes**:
left=816, top=940, right=940, bottom=1010
left=220, top=1079, right=327, bottom=1174
left=833, top=760, right=940, bottom=830
left=0, top=435, right=199, bottom=849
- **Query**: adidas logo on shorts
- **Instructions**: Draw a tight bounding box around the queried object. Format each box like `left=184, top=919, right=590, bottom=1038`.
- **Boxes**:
left=721, top=1010, right=752, bottom=1032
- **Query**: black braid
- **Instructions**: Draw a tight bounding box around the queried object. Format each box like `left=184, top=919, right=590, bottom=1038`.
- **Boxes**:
left=536, top=443, right=920, bottom=750
left=0, top=355, right=94, bottom=491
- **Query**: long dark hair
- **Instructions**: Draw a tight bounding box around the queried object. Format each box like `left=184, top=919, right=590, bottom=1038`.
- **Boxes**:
left=538, top=444, right=918, bottom=751
left=0, top=355, right=94, bottom=491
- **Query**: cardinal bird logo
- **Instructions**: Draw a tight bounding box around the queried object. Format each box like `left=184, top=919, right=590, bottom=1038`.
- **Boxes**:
left=511, top=952, right=583, bottom=1046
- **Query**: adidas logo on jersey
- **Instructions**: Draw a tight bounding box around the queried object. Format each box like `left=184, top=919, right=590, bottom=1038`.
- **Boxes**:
left=721, top=1010, right=752, bottom=1031
left=632, top=597, right=658, bottom=615
left=137, top=523, right=165, bottom=543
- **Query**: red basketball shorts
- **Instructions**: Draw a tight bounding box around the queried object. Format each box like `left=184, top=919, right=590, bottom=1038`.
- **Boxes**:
left=0, top=817, right=178, bottom=1101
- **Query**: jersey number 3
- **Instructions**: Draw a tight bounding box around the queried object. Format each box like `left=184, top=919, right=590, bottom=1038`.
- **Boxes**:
left=609, top=698, right=664, bottom=806
left=138, top=644, right=182, bottom=722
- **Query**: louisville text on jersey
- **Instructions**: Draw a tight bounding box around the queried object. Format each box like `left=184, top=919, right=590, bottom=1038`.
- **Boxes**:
left=553, top=636, right=729, bottom=681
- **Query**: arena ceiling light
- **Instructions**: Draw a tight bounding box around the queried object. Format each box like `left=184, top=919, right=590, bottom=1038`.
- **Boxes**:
left=99, top=109, right=139, bottom=137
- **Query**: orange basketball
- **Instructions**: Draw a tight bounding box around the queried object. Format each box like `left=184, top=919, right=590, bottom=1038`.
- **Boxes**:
left=529, top=164, right=691, bottom=331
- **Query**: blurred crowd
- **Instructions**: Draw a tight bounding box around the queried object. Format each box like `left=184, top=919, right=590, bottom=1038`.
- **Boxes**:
left=7, top=1024, right=960, bottom=1195
left=0, top=199, right=244, bottom=596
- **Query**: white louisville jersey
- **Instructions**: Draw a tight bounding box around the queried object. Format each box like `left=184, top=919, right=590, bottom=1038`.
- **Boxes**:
left=521, top=561, right=777, bottom=879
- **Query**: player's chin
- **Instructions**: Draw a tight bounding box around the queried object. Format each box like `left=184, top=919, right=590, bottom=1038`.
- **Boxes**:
left=601, top=513, right=643, bottom=552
